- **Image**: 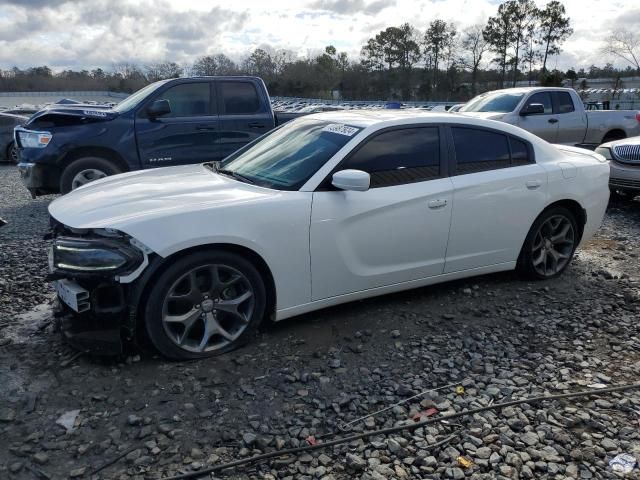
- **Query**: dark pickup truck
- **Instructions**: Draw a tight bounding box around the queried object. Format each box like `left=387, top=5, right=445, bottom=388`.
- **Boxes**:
left=17, top=76, right=298, bottom=196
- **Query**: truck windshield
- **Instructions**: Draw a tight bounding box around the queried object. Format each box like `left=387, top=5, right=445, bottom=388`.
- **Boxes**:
left=219, top=119, right=361, bottom=190
left=113, top=80, right=169, bottom=113
left=461, top=92, right=525, bottom=113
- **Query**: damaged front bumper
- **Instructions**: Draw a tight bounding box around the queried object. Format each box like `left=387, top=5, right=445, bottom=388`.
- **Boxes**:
left=48, top=222, right=155, bottom=356
left=53, top=280, right=130, bottom=356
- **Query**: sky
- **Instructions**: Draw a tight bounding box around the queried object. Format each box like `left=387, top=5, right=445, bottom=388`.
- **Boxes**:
left=0, top=0, right=638, bottom=72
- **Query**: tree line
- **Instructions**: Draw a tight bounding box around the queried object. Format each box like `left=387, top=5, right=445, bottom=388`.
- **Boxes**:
left=1, top=0, right=639, bottom=102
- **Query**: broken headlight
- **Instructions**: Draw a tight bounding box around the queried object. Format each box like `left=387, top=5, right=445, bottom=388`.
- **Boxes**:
left=17, top=129, right=52, bottom=148
left=51, top=237, right=143, bottom=274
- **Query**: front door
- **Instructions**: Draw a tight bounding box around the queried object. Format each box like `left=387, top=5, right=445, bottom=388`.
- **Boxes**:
left=136, top=81, right=219, bottom=167
left=444, top=126, right=548, bottom=273
left=310, top=126, right=453, bottom=300
left=517, top=91, right=559, bottom=143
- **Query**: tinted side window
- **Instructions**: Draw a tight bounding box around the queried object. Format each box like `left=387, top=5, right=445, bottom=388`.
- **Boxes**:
left=525, top=92, right=553, bottom=114
left=452, top=127, right=510, bottom=174
left=158, top=83, right=210, bottom=117
left=220, top=82, right=260, bottom=114
left=553, top=92, right=575, bottom=114
left=510, top=137, right=530, bottom=165
left=342, top=127, right=440, bottom=188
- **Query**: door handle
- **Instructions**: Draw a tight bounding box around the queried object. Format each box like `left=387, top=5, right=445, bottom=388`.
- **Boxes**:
left=548, top=118, right=558, bottom=124
left=428, top=199, right=448, bottom=209
left=526, top=180, right=542, bottom=190
left=196, top=125, right=216, bottom=131
left=248, top=122, right=266, bottom=129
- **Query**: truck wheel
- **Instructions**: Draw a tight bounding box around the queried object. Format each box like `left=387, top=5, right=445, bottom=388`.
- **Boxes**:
left=7, top=142, right=18, bottom=164
left=143, top=251, right=266, bottom=360
left=602, top=131, right=626, bottom=143
left=60, top=157, right=121, bottom=193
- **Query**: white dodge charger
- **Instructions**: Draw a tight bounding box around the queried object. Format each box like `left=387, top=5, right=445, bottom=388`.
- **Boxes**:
left=47, top=111, right=609, bottom=359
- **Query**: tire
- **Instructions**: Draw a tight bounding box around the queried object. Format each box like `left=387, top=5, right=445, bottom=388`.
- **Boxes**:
left=6, top=142, right=18, bottom=164
left=601, top=131, right=626, bottom=143
left=59, top=157, right=121, bottom=194
left=517, top=206, right=579, bottom=280
left=143, top=251, right=266, bottom=360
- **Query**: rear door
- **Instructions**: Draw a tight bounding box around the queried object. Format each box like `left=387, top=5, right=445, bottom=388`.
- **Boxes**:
left=516, top=92, right=559, bottom=143
left=135, top=81, right=219, bottom=167
left=216, top=80, right=273, bottom=160
left=552, top=91, right=587, bottom=145
left=444, top=126, right=548, bottom=273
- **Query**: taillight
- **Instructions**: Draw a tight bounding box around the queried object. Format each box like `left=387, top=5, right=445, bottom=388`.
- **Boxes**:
left=636, top=112, right=640, bottom=122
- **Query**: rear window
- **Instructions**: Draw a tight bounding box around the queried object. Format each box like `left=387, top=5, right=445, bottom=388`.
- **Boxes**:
left=220, top=82, right=261, bottom=115
left=452, top=127, right=533, bottom=174
left=553, top=92, right=575, bottom=114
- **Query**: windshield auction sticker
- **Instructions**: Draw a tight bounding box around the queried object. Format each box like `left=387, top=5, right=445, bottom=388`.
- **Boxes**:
left=322, top=124, right=359, bottom=136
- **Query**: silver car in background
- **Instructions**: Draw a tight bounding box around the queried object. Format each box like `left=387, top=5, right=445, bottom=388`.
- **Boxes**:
left=596, top=136, right=640, bottom=199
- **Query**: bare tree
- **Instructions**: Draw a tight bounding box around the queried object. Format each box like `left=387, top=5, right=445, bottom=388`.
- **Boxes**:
left=603, top=29, right=640, bottom=71
left=460, top=24, right=489, bottom=96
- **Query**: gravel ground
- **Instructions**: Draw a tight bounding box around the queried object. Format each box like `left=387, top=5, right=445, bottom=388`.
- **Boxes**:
left=1, top=163, right=640, bottom=480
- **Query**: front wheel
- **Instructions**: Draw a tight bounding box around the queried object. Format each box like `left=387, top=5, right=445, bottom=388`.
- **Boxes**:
left=59, top=157, right=121, bottom=194
left=143, top=251, right=266, bottom=360
left=517, top=207, right=579, bottom=280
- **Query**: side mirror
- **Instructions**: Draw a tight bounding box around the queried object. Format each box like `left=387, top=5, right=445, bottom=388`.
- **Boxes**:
left=332, top=169, right=370, bottom=192
left=147, top=99, right=171, bottom=118
left=520, top=103, right=545, bottom=116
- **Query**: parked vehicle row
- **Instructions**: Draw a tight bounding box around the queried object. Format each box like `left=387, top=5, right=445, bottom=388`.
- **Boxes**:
left=46, top=111, right=610, bottom=359
left=0, top=112, right=28, bottom=163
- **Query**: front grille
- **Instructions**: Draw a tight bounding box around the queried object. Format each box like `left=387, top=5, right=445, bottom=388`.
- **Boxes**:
left=610, top=177, right=640, bottom=189
left=613, top=144, right=640, bottom=164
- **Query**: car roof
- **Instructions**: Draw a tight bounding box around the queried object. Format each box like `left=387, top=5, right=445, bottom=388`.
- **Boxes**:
left=302, top=109, right=536, bottom=135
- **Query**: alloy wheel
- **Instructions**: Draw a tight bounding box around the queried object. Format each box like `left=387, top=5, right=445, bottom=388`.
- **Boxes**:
left=71, top=169, right=107, bottom=189
left=531, top=214, right=575, bottom=277
left=161, top=264, right=255, bottom=353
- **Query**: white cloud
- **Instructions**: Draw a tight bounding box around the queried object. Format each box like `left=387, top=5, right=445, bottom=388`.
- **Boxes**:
left=0, top=0, right=636, bottom=71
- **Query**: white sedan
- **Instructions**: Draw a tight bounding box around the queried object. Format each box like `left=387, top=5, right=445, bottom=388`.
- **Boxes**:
left=48, top=111, right=609, bottom=359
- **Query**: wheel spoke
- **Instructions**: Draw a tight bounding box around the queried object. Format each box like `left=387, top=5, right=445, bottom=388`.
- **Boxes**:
left=169, top=271, right=202, bottom=304
left=551, top=223, right=571, bottom=243
left=164, top=308, right=201, bottom=325
left=532, top=249, right=546, bottom=267
left=216, top=290, right=252, bottom=322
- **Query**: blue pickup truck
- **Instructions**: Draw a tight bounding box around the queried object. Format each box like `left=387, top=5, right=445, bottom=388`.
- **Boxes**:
left=16, top=76, right=296, bottom=196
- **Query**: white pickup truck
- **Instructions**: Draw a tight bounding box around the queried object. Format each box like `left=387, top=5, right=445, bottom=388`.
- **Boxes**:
left=460, top=87, right=640, bottom=147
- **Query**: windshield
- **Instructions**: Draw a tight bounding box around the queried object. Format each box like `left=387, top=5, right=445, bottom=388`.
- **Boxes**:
left=113, top=80, right=169, bottom=113
left=461, top=92, right=525, bottom=113
left=220, top=119, right=362, bottom=190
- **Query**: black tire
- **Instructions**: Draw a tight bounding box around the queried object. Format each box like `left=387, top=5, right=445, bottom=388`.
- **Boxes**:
left=59, top=157, right=121, bottom=194
left=6, top=142, right=18, bottom=164
left=601, top=131, right=626, bottom=143
left=143, top=251, right=266, bottom=360
left=517, top=206, right=579, bottom=280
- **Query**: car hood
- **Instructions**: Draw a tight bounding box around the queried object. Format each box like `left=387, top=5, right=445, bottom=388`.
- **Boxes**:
left=27, top=105, right=117, bottom=126
left=48, top=164, right=280, bottom=231
left=458, top=111, right=507, bottom=121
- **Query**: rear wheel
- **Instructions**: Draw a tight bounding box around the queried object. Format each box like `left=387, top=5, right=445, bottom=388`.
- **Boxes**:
left=517, top=207, right=579, bottom=280
left=144, top=251, right=266, bottom=360
left=59, top=157, right=121, bottom=194
left=602, top=131, right=626, bottom=143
